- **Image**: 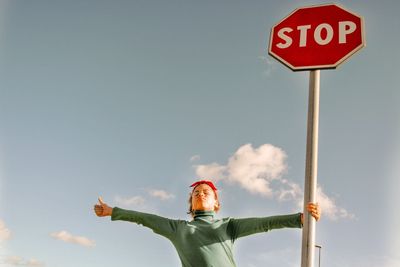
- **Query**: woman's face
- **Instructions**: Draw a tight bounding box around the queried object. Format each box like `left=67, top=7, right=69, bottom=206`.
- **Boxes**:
left=191, top=183, right=218, bottom=211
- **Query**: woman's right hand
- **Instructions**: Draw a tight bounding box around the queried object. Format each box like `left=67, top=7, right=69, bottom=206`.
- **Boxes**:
left=94, top=197, right=113, bottom=217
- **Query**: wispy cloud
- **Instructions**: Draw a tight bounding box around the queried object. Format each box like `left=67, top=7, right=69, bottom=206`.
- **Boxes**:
left=194, top=143, right=354, bottom=221
left=315, top=187, right=355, bottom=220
left=50, top=230, right=95, bottom=248
left=114, top=195, right=146, bottom=208
left=1, top=220, right=45, bottom=266
left=0, top=219, right=11, bottom=241
left=190, top=155, right=200, bottom=162
left=287, top=182, right=355, bottom=220
left=148, top=189, right=175, bottom=200
left=259, top=55, right=277, bottom=76
left=5, top=256, right=45, bottom=267
left=276, top=179, right=303, bottom=202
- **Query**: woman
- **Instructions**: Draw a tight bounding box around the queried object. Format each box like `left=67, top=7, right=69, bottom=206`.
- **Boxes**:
left=94, top=180, right=321, bottom=267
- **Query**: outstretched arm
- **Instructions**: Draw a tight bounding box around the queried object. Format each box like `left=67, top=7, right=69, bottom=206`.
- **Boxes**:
left=229, top=213, right=302, bottom=241
left=94, top=197, right=113, bottom=217
left=93, top=197, right=180, bottom=239
left=229, top=202, right=321, bottom=241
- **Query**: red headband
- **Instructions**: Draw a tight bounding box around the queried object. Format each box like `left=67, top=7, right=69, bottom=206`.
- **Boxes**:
left=190, top=180, right=218, bottom=191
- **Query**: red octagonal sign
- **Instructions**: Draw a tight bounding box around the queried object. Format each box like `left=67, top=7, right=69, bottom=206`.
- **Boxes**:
left=268, top=4, right=365, bottom=71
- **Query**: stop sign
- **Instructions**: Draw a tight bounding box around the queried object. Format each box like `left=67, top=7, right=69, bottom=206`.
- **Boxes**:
left=268, top=4, right=365, bottom=71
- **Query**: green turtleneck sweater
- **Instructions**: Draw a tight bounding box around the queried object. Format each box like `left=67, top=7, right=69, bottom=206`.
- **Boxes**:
left=111, top=207, right=302, bottom=267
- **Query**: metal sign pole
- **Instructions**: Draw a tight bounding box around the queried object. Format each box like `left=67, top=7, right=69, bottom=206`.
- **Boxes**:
left=301, top=70, right=320, bottom=267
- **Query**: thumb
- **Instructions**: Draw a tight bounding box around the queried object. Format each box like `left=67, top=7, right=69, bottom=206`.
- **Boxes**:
left=98, top=197, right=106, bottom=206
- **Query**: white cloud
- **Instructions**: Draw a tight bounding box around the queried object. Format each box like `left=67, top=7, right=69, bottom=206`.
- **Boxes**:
left=114, top=195, right=146, bottom=208
left=195, top=144, right=287, bottom=197
left=195, top=163, right=227, bottom=183
left=50, top=230, right=95, bottom=248
left=0, top=219, right=11, bottom=241
left=148, top=189, right=175, bottom=200
left=194, top=143, right=354, bottom=221
left=5, top=256, right=45, bottom=267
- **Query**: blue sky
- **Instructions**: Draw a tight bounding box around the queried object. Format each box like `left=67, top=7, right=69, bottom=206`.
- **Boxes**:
left=0, top=0, right=399, bottom=266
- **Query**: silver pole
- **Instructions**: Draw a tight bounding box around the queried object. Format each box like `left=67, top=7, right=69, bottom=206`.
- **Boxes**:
left=301, top=70, right=320, bottom=267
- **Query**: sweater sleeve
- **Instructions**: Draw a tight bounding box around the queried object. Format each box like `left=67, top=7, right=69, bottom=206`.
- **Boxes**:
left=228, top=213, right=302, bottom=242
left=111, top=207, right=179, bottom=239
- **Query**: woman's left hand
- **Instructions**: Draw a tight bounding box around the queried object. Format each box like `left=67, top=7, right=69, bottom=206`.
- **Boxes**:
left=301, top=202, right=321, bottom=224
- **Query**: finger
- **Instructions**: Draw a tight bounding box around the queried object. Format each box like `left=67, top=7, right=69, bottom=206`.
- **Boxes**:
left=313, top=210, right=320, bottom=220
left=307, top=204, right=319, bottom=215
left=98, top=197, right=105, bottom=205
left=307, top=205, right=316, bottom=212
left=310, top=212, right=316, bottom=219
left=308, top=203, right=319, bottom=211
left=307, top=202, right=316, bottom=208
left=94, top=206, right=104, bottom=215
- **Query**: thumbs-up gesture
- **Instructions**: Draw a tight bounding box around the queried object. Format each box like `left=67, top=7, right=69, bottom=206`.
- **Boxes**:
left=94, top=197, right=113, bottom=217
